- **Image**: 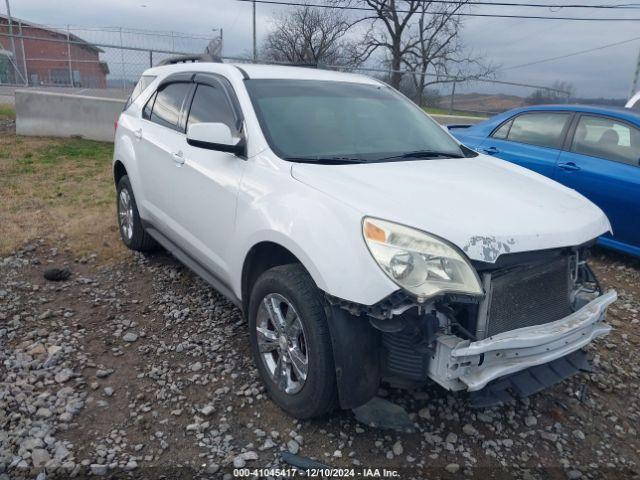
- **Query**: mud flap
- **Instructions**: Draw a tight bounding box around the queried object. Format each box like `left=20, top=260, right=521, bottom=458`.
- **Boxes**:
left=325, top=306, right=381, bottom=410
left=469, top=349, right=591, bottom=408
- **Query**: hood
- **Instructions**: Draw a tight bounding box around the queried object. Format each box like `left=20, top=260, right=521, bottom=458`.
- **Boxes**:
left=291, top=155, right=611, bottom=263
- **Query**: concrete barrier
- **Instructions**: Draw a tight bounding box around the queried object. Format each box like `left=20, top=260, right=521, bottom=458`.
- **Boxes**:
left=13, top=89, right=485, bottom=143
left=15, top=89, right=125, bottom=142
left=431, top=114, right=485, bottom=126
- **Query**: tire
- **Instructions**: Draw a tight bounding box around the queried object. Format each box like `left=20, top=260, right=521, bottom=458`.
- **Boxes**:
left=116, top=175, right=158, bottom=252
left=248, top=264, right=338, bottom=419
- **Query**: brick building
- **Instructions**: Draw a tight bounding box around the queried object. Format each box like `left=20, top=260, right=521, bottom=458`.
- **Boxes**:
left=0, top=15, right=109, bottom=87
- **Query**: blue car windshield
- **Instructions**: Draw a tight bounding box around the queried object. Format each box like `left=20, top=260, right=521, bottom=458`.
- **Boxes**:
left=245, top=79, right=465, bottom=163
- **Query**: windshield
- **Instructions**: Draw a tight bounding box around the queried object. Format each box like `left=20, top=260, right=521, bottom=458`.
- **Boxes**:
left=245, top=79, right=466, bottom=163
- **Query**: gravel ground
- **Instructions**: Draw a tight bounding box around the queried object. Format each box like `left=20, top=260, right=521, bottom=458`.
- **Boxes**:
left=1, top=241, right=639, bottom=479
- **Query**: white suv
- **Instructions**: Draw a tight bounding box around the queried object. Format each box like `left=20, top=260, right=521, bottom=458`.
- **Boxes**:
left=114, top=61, right=616, bottom=418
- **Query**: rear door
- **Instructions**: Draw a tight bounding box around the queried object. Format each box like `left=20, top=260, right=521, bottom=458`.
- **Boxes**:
left=477, top=111, right=572, bottom=178
left=555, top=114, right=640, bottom=253
left=136, top=79, right=193, bottom=230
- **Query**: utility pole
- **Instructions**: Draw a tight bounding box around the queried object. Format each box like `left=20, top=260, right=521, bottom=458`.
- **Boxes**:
left=3, top=0, right=18, bottom=81
left=252, top=0, right=257, bottom=62
left=220, top=28, right=223, bottom=56
left=630, top=46, right=640, bottom=98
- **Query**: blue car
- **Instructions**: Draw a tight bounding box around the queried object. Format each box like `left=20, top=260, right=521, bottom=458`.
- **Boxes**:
left=450, top=105, right=640, bottom=257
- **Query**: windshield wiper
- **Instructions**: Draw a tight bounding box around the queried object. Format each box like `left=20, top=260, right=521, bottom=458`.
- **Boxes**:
left=284, top=156, right=367, bottom=165
left=378, top=150, right=465, bottom=161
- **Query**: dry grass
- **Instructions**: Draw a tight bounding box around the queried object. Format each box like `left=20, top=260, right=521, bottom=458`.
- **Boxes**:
left=0, top=134, right=127, bottom=263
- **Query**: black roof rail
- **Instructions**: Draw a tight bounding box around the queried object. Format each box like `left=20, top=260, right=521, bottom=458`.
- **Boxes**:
left=157, top=53, right=222, bottom=66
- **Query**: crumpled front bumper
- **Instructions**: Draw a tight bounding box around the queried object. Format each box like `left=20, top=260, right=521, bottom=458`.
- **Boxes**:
left=427, top=290, right=617, bottom=392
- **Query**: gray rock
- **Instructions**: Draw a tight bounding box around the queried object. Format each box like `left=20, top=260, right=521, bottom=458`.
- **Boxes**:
left=287, top=439, right=300, bottom=454
left=524, top=415, right=538, bottom=427
left=31, top=449, right=51, bottom=467
left=352, top=397, right=415, bottom=432
left=90, top=464, right=108, bottom=476
left=445, top=463, right=460, bottom=474
left=123, top=332, right=138, bottom=342
left=55, top=368, right=73, bottom=383
left=462, top=424, right=478, bottom=436
left=392, top=441, right=403, bottom=456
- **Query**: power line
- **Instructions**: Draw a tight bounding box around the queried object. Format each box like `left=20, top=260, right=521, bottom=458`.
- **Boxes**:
left=358, top=0, right=640, bottom=9
left=234, top=0, right=640, bottom=20
left=502, top=35, right=640, bottom=70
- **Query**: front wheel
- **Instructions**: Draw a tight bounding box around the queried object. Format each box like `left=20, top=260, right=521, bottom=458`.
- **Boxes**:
left=248, top=264, right=338, bottom=419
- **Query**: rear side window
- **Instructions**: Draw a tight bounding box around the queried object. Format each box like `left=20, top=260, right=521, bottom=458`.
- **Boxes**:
left=571, top=115, right=640, bottom=167
left=124, top=75, right=156, bottom=110
left=491, top=120, right=512, bottom=140
left=186, top=83, right=238, bottom=132
left=145, top=82, right=192, bottom=131
left=501, top=112, right=571, bottom=149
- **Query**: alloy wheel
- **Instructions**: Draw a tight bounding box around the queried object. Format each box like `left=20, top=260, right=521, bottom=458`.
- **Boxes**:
left=118, top=188, right=134, bottom=241
left=256, top=293, right=309, bottom=395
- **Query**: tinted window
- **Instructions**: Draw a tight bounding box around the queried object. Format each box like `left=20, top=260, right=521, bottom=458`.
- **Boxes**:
left=148, top=82, right=192, bottom=131
left=571, top=115, right=640, bottom=167
left=125, top=75, right=156, bottom=110
left=186, top=84, right=237, bottom=131
left=506, top=112, right=570, bottom=149
left=245, top=79, right=464, bottom=162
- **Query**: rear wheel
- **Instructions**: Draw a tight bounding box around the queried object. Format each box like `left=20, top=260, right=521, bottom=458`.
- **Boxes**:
left=116, top=175, right=158, bottom=252
left=248, top=264, right=338, bottom=419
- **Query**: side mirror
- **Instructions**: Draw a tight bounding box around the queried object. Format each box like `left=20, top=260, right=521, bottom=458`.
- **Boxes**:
left=186, top=122, right=244, bottom=156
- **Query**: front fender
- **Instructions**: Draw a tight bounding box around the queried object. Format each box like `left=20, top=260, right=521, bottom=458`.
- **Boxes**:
left=229, top=158, right=397, bottom=306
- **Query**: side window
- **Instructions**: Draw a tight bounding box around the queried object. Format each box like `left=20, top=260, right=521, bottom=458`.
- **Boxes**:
left=186, top=83, right=238, bottom=132
left=491, top=119, right=512, bottom=140
left=125, top=75, right=156, bottom=110
left=505, top=112, right=571, bottom=149
left=142, top=91, right=156, bottom=120
left=571, top=115, right=640, bottom=167
left=146, top=82, right=192, bottom=131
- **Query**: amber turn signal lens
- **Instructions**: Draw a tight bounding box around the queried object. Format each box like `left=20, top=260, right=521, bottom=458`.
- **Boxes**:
left=363, top=220, right=386, bottom=243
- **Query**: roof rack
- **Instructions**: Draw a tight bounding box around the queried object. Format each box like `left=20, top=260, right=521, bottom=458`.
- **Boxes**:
left=158, top=53, right=222, bottom=66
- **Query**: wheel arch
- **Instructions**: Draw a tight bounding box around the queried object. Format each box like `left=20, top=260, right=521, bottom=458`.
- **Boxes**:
left=113, top=160, right=127, bottom=186
left=240, top=241, right=305, bottom=315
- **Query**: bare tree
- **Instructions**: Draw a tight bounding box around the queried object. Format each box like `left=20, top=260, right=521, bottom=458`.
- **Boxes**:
left=526, top=81, right=574, bottom=105
left=340, top=0, right=495, bottom=94
left=262, top=6, right=363, bottom=67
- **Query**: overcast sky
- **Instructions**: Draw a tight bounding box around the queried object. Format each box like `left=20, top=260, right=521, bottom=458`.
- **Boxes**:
left=6, top=0, right=640, bottom=99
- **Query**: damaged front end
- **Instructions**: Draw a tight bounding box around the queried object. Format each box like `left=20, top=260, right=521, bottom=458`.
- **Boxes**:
left=327, top=246, right=616, bottom=408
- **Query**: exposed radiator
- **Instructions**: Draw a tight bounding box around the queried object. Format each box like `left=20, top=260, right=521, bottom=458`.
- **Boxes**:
left=476, top=256, right=573, bottom=339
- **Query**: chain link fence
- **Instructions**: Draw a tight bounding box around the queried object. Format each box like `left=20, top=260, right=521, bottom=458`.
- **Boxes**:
left=0, top=22, right=213, bottom=95
left=0, top=20, right=569, bottom=115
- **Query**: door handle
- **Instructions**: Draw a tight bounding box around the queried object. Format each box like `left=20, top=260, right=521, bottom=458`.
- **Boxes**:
left=134, top=128, right=143, bottom=140
left=172, top=151, right=185, bottom=165
left=558, top=161, right=581, bottom=172
left=482, top=146, right=499, bottom=155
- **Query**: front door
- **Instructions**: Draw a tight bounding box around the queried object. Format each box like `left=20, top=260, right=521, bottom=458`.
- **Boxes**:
left=167, top=76, right=247, bottom=283
left=477, top=111, right=572, bottom=178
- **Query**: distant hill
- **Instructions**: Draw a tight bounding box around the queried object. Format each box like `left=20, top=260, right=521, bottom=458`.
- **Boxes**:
left=437, top=93, right=526, bottom=115
left=437, top=93, right=628, bottom=116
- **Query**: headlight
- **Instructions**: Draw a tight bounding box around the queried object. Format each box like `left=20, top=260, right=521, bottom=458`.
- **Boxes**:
left=362, top=217, right=483, bottom=301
